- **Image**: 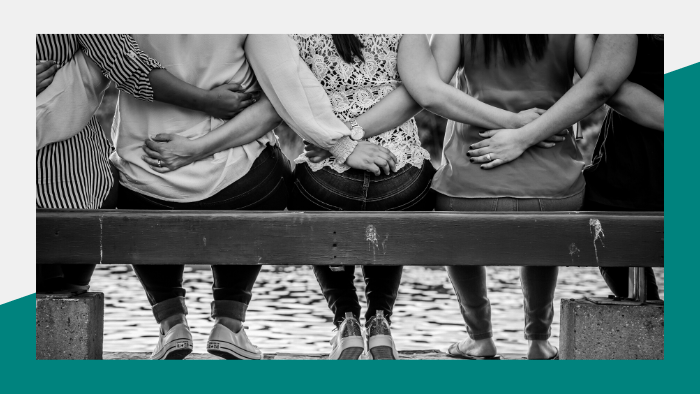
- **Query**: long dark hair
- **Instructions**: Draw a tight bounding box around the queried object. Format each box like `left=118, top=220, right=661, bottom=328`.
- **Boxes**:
left=466, top=34, right=549, bottom=67
left=332, top=34, right=365, bottom=64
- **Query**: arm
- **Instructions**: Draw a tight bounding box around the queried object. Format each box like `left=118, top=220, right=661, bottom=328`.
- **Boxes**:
left=245, top=34, right=397, bottom=175
left=36, top=60, right=57, bottom=95
left=398, top=34, right=541, bottom=130
left=467, top=34, right=638, bottom=169
left=576, top=35, right=663, bottom=131
left=77, top=34, right=256, bottom=120
left=141, top=93, right=282, bottom=172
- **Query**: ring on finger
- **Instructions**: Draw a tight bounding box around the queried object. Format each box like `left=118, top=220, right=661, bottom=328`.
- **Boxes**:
left=157, top=159, right=162, bottom=167
left=486, top=153, right=492, bottom=161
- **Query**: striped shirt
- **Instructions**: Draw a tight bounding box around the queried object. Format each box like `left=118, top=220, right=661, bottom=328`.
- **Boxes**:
left=36, top=34, right=163, bottom=209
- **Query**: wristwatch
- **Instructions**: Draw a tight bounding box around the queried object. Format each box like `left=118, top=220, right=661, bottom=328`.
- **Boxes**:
left=349, top=119, right=365, bottom=141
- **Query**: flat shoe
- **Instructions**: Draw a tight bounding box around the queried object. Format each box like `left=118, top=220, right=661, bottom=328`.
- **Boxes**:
left=446, top=342, right=501, bottom=360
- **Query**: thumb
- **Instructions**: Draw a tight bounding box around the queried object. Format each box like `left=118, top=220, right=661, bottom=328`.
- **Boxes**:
left=151, top=133, right=174, bottom=142
left=223, top=83, right=244, bottom=92
left=479, top=130, right=498, bottom=138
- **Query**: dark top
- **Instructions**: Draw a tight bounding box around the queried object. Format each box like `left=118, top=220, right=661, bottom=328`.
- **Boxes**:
left=584, top=35, right=664, bottom=210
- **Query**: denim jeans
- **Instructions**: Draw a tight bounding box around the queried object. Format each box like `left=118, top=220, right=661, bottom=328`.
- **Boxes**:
left=436, top=190, right=584, bottom=340
left=289, top=160, right=436, bottom=326
left=581, top=198, right=660, bottom=300
left=117, top=144, right=293, bottom=323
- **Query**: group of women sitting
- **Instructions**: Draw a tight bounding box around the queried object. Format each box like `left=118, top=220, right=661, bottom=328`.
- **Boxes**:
left=36, top=34, right=663, bottom=360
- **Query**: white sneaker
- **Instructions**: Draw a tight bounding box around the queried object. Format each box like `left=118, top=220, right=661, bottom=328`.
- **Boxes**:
left=207, top=323, right=263, bottom=360
left=150, top=323, right=193, bottom=360
left=366, top=310, right=399, bottom=360
left=328, top=312, right=365, bottom=360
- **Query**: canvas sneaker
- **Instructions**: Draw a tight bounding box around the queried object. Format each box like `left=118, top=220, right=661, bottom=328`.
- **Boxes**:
left=150, top=323, right=193, bottom=360
left=207, top=323, right=263, bottom=360
left=328, top=312, right=365, bottom=360
left=366, top=310, right=399, bottom=360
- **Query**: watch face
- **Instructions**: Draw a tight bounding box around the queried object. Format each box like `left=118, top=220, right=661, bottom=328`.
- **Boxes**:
left=351, top=127, right=364, bottom=140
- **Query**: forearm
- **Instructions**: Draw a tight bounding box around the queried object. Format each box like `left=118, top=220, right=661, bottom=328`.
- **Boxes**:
left=149, top=69, right=209, bottom=113
left=354, top=84, right=423, bottom=138
left=422, top=83, right=518, bottom=129
left=607, top=81, right=664, bottom=131
left=188, top=94, right=281, bottom=161
left=516, top=34, right=638, bottom=147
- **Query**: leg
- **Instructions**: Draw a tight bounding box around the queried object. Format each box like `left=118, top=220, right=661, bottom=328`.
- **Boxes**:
left=210, top=265, right=262, bottom=332
left=132, top=265, right=188, bottom=330
left=313, top=265, right=361, bottom=327
left=599, top=266, right=661, bottom=301
left=362, top=265, right=402, bottom=325
left=521, top=266, right=559, bottom=359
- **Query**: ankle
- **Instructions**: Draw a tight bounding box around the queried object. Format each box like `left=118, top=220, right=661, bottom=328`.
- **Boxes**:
left=216, top=317, right=243, bottom=333
left=161, top=314, right=187, bottom=332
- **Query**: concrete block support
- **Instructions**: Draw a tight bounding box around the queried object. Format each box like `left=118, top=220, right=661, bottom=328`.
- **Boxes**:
left=560, top=298, right=663, bottom=360
left=36, top=292, right=104, bottom=360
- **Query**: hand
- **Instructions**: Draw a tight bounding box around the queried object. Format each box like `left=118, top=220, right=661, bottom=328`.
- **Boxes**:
left=303, top=141, right=332, bottom=163
left=511, top=108, right=545, bottom=129
left=467, top=129, right=529, bottom=170
left=345, top=141, right=398, bottom=176
left=141, top=133, right=202, bottom=173
left=202, top=83, right=261, bottom=120
left=36, top=60, right=57, bottom=96
left=535, top=128, right=569, bottom=148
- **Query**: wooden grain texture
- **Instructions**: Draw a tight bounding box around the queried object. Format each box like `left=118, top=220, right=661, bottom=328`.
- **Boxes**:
left=36, top=210, right=664, bottom=267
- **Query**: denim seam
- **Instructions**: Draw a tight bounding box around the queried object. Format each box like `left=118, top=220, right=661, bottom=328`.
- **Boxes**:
left=303, top=165, right=365, bottom=201
left=293, top=179, right=343, bottom=211
left=234, top=176, right=286, bottom=210
left=196, top=155, right=279, bottom=207
left=366, top=166, right=422, bottom=202
left=386, top=178, right=433, bottom=211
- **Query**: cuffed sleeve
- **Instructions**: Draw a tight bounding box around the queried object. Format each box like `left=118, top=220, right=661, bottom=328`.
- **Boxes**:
left=77, top=34, right=165, bottom=102
left=244, top=34, right=353, bottom=153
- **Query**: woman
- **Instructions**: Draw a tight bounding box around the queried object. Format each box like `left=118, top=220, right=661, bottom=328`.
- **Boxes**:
left=583, top=35, right=664, bottom=300
left=145, top=34, right=548, bottom=360
left=395, top=34, right=640, bottom=360
left=35, top=34, right=254, bottom=296
left=115, top=34, right=401, bottom=361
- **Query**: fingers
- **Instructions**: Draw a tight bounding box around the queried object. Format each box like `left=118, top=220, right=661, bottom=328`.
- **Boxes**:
left=469, top=140, right=489, bottom=150
left=150, top=133, right=174, bottom=142
left=36, top=75, right=55, bottom=92
left=365, top=163, right=381, bottom=176
left=374, top=157, right=391, bottom=175
left=544, top=135, right=566, bottom=143
left=142, top=144, right=163, bottom=159
left=469, top=154, right=492, bottom=164
left=141, top=155, right=161, bottom=167
left=236, top=98, right=257, bottom=109
left=478, top=130, right=498, bottom=138
left=149, top=165, right=171, bottom=173
left=36, top=60, right=55, bottom=74
left=535, top=141, right=556, bottom=148
left=144, top=139, right=164, bottom=154
left=555, top=129, right=569, bottom=136
left=466, top=147, right=490, bottom=157
left=532, top=108, right=546, bottom=115
left=480, top=158, right=506, bottom=170
left=223, top=83, right=243, bottom=92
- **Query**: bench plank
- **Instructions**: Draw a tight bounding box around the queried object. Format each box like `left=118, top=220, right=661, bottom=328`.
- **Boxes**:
left=36, top=210, right=663, bottom=267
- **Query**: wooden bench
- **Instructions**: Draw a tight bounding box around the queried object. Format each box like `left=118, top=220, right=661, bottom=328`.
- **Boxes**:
left=36, top=209, right=664, bottom=359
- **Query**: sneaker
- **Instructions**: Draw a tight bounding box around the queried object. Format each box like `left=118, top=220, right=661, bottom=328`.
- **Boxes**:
left=366, top=310, right=399, bottom=360
left=207, top=323, right=263, bottom=360
left=150, top=323, right=193, bottom=360
left=328, top=312, right=364, bottom=360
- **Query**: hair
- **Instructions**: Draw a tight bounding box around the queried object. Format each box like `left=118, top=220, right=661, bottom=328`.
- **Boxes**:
left=331, top=34, right=365, bottom=64
left=465, top=34, right=549, bottom=67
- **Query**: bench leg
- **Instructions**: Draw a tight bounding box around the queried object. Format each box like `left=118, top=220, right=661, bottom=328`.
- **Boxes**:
left=560, top=298, right=663, bottom=359
left=36, top=292, right=104, bottom=360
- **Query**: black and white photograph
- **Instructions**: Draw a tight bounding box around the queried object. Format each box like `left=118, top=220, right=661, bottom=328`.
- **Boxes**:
left=35, top=33, right=664, bottom=361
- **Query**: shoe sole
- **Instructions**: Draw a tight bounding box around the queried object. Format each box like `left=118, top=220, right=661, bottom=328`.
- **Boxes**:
left=369, top=346, right=396, bottom=360
left=338, top=346, right=364, bottom=360
left=368, top=335, right=398, bottom=360
left=207, top=340, right=262, bottom=360
left=151, top=339, right=193, bottom=360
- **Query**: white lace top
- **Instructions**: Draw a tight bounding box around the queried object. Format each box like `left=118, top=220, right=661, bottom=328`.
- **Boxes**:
left=291, top=34, right=431, bottom=173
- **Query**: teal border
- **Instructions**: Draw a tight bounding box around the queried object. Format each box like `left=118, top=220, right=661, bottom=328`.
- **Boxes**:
left=10, top=62, right=695, bottom=394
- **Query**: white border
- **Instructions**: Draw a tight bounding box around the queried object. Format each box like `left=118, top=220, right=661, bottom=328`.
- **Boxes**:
left=1, top=0, right=692, bottom=304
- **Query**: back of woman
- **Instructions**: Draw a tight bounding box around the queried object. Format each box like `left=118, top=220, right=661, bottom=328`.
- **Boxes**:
left=433, top=34, right=585, bottom=199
